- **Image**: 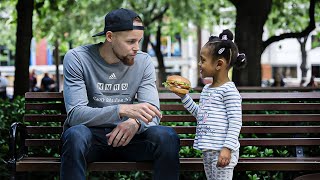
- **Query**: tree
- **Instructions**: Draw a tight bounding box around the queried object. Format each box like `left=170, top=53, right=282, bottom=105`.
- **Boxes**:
left=128, top=0, right=229, bottom=86
left=230, top=0, right=318, bottom=86
left=14, top=0, right=34, bottom=97
left=13, top=0, right=118, bottom=96
left=0, top=0, right=16, bottom=59
left=297, top=35, right=309, bottom=84
left=126, top=0, right=169, bottom=86
left=266, top=0, right=319, bottom=85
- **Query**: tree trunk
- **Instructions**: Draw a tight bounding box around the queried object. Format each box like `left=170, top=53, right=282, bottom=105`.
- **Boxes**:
left=54, top=40, right=60, bottom=92
left=197, top=25, right=202, bottom=86
left=151, top=24, right=166, bottom=87
left=231, top=0, right=272, bottom=86
left=141, top=33, right=150, bottom=53
left=298, top=36, right=308, bottom=84
left=14, top=0, right=34, bottom=97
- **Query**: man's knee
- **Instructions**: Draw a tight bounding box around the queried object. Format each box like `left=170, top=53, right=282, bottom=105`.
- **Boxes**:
left=148, top=126, right=180, bottom=149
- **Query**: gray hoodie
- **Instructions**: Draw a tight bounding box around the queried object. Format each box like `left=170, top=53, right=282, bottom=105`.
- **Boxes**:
left=63, top=43, right=160, bottom=133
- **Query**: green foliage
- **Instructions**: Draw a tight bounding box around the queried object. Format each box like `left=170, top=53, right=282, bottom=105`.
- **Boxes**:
left=266, top=0, right=320, bottom=36
left=0, top=0, right=17, bottom=51
left=0, top=96, right=25, bottom=178
left=311, top=32, right=320, bottom=48
left=33, top=0, right=120, bottom=53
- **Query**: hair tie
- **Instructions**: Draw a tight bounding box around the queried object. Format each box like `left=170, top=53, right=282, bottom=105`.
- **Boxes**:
left=238, top=53, right=246, bottom=62
left=221, top=35, right=228, bottom=40
left=218, top=48, right=225, bottom=54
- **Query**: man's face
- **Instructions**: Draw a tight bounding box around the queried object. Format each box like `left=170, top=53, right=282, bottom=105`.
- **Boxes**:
left=111, top=22, right=144, bottom=66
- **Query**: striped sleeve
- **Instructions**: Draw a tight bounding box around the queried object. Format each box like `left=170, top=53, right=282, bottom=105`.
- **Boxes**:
left=181, top=94, right=199, bottom=117
left=222, top=89, right=242, bottom=151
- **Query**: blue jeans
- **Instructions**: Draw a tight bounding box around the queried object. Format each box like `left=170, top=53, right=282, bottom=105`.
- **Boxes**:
left=60, top=125, right=180, bottom=180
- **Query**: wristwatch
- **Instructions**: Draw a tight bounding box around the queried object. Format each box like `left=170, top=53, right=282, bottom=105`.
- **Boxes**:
left=134, top=118, right=141, bottom=129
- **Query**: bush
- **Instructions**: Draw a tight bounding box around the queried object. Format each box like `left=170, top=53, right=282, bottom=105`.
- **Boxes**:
left=0, top=97, right=25, bottom=178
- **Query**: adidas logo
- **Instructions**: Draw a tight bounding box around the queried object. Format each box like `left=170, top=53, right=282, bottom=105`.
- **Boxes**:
left=109, top=73, right=117, bottom=79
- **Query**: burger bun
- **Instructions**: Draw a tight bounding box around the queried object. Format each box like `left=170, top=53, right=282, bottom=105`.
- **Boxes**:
left=169, top=86, right=189, bottom=95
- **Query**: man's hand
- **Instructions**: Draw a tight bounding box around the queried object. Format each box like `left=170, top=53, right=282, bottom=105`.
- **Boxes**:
left=106, top=118, right=140, bottom=147
left=217, top=147, right=231, bottom=167
left=119, top=103, right=162, bottom=124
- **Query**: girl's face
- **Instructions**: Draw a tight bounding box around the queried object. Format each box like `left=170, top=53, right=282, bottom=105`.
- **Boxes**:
left=199, top=46, right=216, bottom=78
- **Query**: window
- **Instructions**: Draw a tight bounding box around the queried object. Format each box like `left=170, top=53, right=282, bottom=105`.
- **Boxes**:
left=311, top=65, right=320, bottom=77
left=272, top=66, right=297, bottom=78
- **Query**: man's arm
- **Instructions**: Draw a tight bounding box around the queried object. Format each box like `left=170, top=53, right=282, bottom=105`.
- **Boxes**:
left=135, top=55, right=161, bottom=134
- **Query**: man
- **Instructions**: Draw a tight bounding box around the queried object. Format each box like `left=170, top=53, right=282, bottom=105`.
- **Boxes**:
left=61, top=8, right=180, bottom=180
left=40, top=72, right=55, bottom=92
left=0, top=72, right=8, bottom=100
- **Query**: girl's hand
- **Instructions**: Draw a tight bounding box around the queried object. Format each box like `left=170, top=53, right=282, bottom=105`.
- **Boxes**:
left=217, top=147, right=231, bottom=167
left=173, top=92, right=186, bottom=98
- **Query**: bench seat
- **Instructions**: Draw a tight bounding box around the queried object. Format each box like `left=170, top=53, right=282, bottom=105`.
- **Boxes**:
left=16, top=157, right=320, bottom=172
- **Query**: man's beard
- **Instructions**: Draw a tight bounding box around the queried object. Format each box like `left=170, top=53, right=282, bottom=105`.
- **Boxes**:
left=112, top=47, right=134, bottom=66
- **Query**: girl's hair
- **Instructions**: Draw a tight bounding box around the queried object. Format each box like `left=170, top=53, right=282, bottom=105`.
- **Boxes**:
left=205, top=29, right=246, bottom=69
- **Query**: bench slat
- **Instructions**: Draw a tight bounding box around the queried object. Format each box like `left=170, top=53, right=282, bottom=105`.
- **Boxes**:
left=22, top=114, right=320, bottom=123
left=242, top=103, right=320, bottom=111
left=161, top=103, right=320, bottom=111
left=172, top=126, right=320, bottom=134
left=25, top=92, right=64, bottom=101
left=15, top=157, right=320, bottom=172
left=180, top=138, right=320, bottom=146
left=158, top=86, right=320, bottom=92
left=26, top=103, right=320, bottom=111
left=26, top=126, right=320, bottom=134
left=25, top=103, right=65, bottom=111
left=26, top=127, right=63, bottom=134
left=161, top=114, right=320, bottom=122
left=242, top=114, right=320, bottom=122
left=25, top=138, right=320, bottom=147
left=158, top=92, right=320, bottom=100
left=25, top=92, right=320, bottom=101
left=24, top=114, right=66, bottom=122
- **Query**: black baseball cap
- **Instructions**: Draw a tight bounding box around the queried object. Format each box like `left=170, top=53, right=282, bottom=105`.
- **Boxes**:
left=92, top=8, right=144, bottom=37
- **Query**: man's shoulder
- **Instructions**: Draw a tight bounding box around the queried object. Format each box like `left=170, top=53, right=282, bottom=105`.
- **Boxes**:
left=64, top=44, right=98, bottom=63
left=70, top=44, right=97, bottom=53
left=135, top=51, right=153, bottom=66
left=136, top=51, right=151, bottom=59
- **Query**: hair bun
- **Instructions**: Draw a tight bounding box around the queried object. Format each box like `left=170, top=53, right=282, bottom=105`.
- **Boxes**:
left=209, top=36, right=219, bottom=41
left=219, top=29, right=234, bottom=41
left=234, top=53, right=247, bottom=69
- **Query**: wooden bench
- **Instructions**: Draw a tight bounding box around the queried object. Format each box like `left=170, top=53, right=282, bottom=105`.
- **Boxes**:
left=7, top=91, right=320, bottom=179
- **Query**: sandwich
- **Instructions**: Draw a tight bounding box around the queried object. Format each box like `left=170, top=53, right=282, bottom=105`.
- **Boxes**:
left=162, top=75, right=191, bottom=94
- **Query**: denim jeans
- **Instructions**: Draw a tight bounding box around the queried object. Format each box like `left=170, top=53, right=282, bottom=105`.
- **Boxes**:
left=60, top=124, right=180, bottom=180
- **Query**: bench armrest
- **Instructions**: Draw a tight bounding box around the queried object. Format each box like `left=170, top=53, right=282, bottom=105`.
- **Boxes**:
left=8, top=122, right=28, bottom=163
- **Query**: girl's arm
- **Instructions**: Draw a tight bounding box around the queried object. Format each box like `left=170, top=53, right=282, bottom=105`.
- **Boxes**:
left=181, top=94, right=199, bottom=117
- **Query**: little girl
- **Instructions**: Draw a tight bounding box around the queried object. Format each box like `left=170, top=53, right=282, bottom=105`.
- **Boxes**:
left=173, top=29, right=246, bottom=180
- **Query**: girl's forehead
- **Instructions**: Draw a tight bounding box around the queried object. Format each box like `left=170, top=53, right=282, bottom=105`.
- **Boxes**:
left=200, top=46, right=210, bottom=55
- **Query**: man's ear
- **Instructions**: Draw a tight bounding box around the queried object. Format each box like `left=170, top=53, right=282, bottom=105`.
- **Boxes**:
left=106, top=31, right=113, bottom=42
left=216, top=59, right=224, bottom=70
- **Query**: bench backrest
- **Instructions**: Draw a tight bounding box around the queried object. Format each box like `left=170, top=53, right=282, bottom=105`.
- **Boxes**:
left=24, top=92, right=320, bottom=156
